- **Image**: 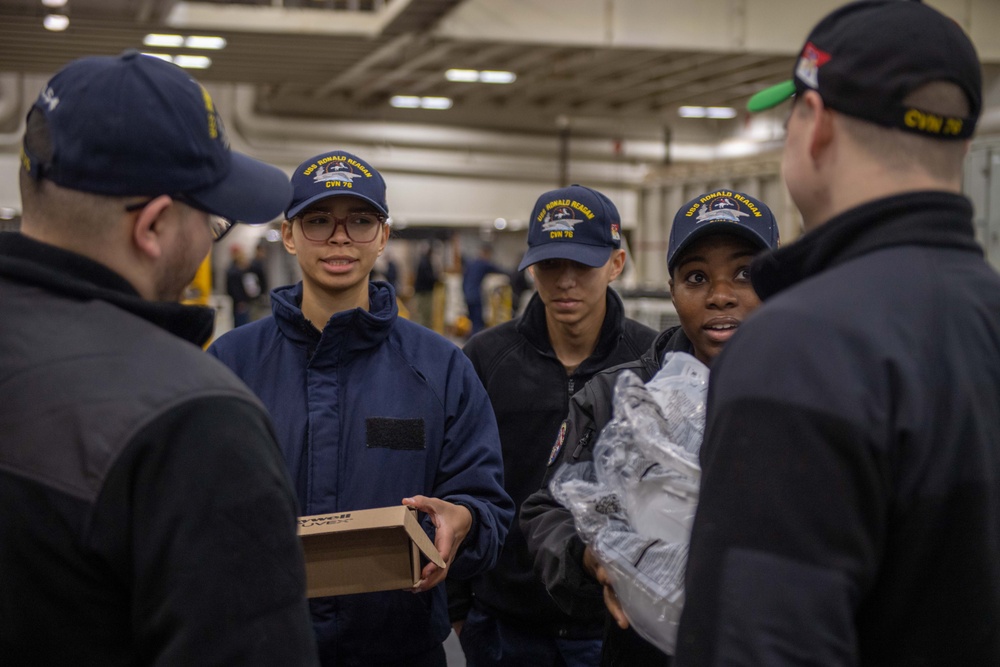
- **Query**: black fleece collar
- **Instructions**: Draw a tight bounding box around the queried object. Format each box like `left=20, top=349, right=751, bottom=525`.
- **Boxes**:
left=516, top=288, right=627, bottom=366
left=751, top=191, right=979, bottom=301
left=0, top=232, right=215, bottom=346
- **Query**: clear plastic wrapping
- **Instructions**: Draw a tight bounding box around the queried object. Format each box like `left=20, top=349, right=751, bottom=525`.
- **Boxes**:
left=550, top=352, right=708, bottom=654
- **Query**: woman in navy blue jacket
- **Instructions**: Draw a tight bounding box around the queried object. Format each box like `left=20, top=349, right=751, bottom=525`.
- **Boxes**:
left=209, top=150, right=513, bottom=667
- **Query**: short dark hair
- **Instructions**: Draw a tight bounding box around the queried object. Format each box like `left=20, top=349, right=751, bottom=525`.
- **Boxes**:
left=20, top=114, right=130, bottom=239
left=18, top=111, right=51, bottom=213
left=23, top=107, right=55, bottom=172
left=838, top=81, right=970, bottom=180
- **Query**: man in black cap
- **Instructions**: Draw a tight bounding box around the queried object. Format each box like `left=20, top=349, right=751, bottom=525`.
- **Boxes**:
left=0, top=52, right=318, bottom=665
left=449, top=185, right=657, bottom=667
left=677, top=2, right=1000, bottom=665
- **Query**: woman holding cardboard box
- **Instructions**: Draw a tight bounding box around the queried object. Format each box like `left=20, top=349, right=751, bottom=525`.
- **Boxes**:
left=209, top=150, right=513, bottom=667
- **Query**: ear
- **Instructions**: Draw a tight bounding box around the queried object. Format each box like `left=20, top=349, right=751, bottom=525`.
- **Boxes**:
left=527, top=265, right=537, bottom=280
left=608, top=248, right=626, bottom=281
left=801, top=90, right=835, bottom=161
left=376, top=221, right=390, bottom=257
left=281, top=219, right=297, bottom=255
left=130, top=195, right=174, bottom=260
left=668, top=276, right=676, bottom=303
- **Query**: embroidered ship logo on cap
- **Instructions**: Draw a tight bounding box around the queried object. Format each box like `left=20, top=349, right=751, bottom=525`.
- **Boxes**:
left=541, top=206, right=583, bottom=232
left=314, top=161, right=361, bottom=183
left=695, top=196, right=750, bottom=224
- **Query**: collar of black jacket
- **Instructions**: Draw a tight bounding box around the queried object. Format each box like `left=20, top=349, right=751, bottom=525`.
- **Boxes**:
left=0, top=232, right=215, bottom=346
left=751, top=191, right=979, bottom=301
left=653, top=324, right=692, bottom=363
left=516, top=286, right=626, bottom=363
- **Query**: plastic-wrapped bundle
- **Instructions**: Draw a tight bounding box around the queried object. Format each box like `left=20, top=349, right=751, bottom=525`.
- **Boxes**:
left=590, top=527, right=689, bottom=653
left=549, top=352, right=708, bottom=654
left=550, top=460, right=629, bottom=545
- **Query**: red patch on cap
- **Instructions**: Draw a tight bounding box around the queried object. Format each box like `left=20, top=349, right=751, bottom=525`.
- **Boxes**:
left=803, top=42, right=831, bottom=67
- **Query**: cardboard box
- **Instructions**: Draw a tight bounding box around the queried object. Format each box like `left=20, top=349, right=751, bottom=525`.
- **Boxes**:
left=298, top=505, right=445, bottom=597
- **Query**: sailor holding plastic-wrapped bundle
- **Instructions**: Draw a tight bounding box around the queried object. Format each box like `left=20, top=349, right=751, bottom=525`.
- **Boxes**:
left=521, top=190, right=780, bottom=664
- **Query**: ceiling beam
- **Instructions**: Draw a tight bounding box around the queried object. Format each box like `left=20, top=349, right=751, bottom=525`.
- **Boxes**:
left=312, top=32, right=420, bottom=98
left=407, top=43, right=517, bottom=95
left=641, top=60, right=795, bottom=112
left=348, top=41, right=459, bottom=104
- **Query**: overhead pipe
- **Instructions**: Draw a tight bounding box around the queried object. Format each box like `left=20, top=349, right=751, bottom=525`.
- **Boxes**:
left=222, top=84, right=655, bottom=186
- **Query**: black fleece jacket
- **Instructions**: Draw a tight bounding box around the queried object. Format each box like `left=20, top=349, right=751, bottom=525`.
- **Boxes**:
left=0, top=233, right=318, bottom=666
left=448, top=289, right=656, bottom=637
left=521, top=325, right=691, bottom=665
left=677, top=192, right=1000, bottom=666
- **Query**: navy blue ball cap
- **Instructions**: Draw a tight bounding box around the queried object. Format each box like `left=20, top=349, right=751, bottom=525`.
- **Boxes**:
left=286, top=151, right=388, bottom=220
left=668, top=190, right=780, bottom=273
left=518, top=184, right=622, bottom=272
left=21, top=50, right=291, bottom=224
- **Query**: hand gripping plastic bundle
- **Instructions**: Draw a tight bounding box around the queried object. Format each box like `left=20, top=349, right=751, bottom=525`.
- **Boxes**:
left=550, top=352, right=707, bottom=654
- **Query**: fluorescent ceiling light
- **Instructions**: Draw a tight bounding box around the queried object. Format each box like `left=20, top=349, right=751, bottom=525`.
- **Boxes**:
left=479, top=70, right=516, bottom=84
left=43, top=14, right=69, bottom=31
left=390, top=95, right=452, bottom=110
left=678, top=106, right=707, bottom=118
left=173, top=55, right=212, bottom=69
left=145, top=34, right=226, bottom=50
left=390, top=95, right=421, bottom=109
left=142, top=53, right=212, bottom=69
left=445, top=69, right=479, bottom=82
left=144, top=34, right=184, bottom=47
left=445, top=69, right=516, bottom=84
left=679, top=106, right=737, bottom=119
left=420, top=96, right=453, bottom=110
left=706, top=106, right=737, bottom=119
left=41, top=0, right=68, bottom=8
left=185, top=35, right=227, bottom=50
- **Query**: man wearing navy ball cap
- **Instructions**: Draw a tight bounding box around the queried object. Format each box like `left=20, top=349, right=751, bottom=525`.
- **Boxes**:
left=450, top=185, right=657, bottom=667
left=210, top=148, right=513, bottom=667
left=0, top=51, right=317, bottom=665
left=677, top=2, right=1000, bottom=665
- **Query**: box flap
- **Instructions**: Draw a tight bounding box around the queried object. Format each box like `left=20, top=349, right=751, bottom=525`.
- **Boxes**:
left=400, top=506, right=446, bottom=569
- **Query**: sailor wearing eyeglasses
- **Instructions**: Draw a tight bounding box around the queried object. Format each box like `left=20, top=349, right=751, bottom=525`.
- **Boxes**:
left=208, top=150, right=513, bottom=667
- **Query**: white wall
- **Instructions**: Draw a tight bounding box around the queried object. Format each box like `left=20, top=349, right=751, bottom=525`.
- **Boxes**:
left=0, top=154, right=20, bottom=211
left=439, top=0, right=1000, bottom=61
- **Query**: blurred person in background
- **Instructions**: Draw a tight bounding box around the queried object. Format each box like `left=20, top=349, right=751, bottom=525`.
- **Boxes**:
left=462, top=242, right=507, bottom=335
left=412, top=241, right=439, bottom=328
left=248, top=240, right=270, bottom=321
left=226, top=244, right=259, bottom=327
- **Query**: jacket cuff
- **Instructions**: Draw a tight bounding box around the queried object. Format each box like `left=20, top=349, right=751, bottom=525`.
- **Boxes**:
left=451, top=499, right=479, bottom=550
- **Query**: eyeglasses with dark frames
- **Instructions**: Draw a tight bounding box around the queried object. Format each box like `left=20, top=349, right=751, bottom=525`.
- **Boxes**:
left=294, top=211, right=386, bottom=243
left=124, top=194, right=234, bottom=242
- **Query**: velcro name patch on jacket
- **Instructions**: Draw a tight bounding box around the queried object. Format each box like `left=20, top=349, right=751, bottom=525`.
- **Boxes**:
left=366, top=417, right=426, bottom=450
